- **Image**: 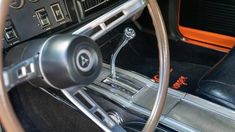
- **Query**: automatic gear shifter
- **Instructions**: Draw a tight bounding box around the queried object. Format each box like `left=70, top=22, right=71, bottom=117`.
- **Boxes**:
left=111, top=27, right=136, bottom=79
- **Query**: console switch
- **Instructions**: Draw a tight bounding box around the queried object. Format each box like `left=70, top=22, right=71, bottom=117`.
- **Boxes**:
left=35, top=8, right=51, bottom=27
left=50, top=3, right=65, bottom=22
left=5, top=26, right=17, bottom=41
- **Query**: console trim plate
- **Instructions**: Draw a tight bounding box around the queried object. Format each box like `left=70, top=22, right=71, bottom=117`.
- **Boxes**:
left=72, top=0, right=145, bottom=40
left=87, top=64, right=235, bottom=132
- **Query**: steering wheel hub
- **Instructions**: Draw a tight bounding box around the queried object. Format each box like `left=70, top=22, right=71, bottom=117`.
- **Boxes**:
left=38, top=35, right=102, bottom=89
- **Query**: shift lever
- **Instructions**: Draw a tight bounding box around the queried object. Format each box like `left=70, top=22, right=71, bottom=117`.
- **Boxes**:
left=111, top=27, right=136, bottom=79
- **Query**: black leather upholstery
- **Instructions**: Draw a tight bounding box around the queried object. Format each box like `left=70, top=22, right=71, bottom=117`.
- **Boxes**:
left=198, top=48, right=235, bottom=110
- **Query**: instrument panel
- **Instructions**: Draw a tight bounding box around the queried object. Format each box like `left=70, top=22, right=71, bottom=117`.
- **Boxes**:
left=3, top=0, right=125, bottom=49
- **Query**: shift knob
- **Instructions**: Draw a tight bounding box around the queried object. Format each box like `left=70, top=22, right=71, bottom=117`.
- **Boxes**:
left=124, top=27, right=136, bottom=41
left=111, top=27, right=136, bottom=79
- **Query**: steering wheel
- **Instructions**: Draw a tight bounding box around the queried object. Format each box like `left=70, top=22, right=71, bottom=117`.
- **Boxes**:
left=0, top=0, right=170, bottom=132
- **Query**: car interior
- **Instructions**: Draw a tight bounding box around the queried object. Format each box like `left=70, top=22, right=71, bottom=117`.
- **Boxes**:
left=1, top=0, right=235, bottom=131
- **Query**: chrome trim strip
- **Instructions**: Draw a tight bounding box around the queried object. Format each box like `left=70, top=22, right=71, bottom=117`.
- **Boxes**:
left=162, top=117, right=199, bottom=132
left=72, top=0, right=145, bottom=40
left=183, top=94, right=235, bottom=121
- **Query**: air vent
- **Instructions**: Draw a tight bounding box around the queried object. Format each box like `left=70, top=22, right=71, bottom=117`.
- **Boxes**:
left=76, top=0, right=122, bottom=19
left=104, top=12, right=124, bottom=26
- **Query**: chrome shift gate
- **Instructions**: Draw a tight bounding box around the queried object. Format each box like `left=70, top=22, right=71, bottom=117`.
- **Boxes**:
left=102, top=74, right=145, bottom=98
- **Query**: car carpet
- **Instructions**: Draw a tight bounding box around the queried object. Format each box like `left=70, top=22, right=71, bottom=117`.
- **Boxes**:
left=9, top=84, right=102, bottom=132
left=118, top=58, right=210, bottom=94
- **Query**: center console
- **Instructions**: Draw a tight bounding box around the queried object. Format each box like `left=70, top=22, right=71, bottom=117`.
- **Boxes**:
left=84, top=64, right=235, bottom=131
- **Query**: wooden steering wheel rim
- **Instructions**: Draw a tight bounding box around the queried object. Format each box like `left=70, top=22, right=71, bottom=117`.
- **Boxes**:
left=0, top=0, right=24, bottom=132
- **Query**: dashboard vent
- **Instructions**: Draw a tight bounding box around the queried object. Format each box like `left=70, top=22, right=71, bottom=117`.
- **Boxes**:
left=76, top=0, right=121, bottom=19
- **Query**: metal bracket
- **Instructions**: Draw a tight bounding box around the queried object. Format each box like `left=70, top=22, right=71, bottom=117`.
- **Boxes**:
left=4, top=56, right=39, bottom=91
left=62, top=87, right=126, bottom=132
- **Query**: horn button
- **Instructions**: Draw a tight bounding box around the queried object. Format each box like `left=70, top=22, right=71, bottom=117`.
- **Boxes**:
left=76, top=49, right=93, bottom=72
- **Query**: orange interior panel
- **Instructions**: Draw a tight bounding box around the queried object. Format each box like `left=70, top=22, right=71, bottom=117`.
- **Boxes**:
left=181, top=36, right=231, bottom=53
left=178, top=26, right=234, bottom=52
left=178, top=1, right=235, bottom=52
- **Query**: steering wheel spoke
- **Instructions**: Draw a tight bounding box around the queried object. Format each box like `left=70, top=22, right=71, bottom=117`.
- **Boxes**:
left=62, top=86, right=126, bottom=132
left=3, top=56, right=39, bottom=92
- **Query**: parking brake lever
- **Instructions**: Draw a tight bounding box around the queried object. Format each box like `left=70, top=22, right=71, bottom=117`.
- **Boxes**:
left=111, top=27, right=136, bottom=79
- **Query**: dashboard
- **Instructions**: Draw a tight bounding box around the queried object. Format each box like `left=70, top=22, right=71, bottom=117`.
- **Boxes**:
left=3, top=0, right=127, bottom=49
